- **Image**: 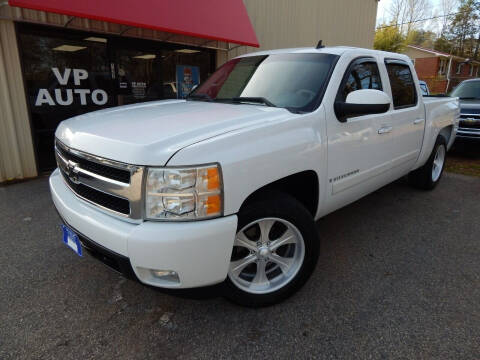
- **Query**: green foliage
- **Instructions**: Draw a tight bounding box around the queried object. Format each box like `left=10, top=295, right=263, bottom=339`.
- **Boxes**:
left=406, top=30, right=437, bottom=48
left=374, top=25, right=406, bottom=52
left=447, top=0, right=480, bottom=59
left=376, top=0, right=480, bottom=60
left=433, top=36, right=454, bottom=54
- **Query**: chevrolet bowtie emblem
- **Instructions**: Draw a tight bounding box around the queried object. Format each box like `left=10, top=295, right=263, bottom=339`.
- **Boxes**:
left=66, top=160, right=80, bottom=184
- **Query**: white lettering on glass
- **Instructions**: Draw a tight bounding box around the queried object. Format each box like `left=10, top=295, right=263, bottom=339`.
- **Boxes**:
left=55, top=89, right=73, bottom=106
left=74, top=89, right=91, bottom=105
left=73, top=69, right=88, bottom=85
left=52, top=67, right=71, bottom=85
left=35, top=68, right=109, bottom=106
left=92, top=89, right=108, bottom=105
left=35, top=89, right=55, bottom=106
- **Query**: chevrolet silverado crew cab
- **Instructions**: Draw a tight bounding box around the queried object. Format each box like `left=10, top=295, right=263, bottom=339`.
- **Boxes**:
left=50, top=46, right=459, bottom=307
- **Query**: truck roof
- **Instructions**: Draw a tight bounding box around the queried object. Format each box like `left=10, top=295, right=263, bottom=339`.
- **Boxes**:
left=237, top=46, right=411, bottom=62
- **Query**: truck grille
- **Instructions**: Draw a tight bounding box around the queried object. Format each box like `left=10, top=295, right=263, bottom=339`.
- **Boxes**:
left=55, top=140, right=144, bottom=219
left=459, top=114, right=480, bottom=129
left=62, top=173, right=131, bottom=215
left=56, top=144, right=131, bottom=183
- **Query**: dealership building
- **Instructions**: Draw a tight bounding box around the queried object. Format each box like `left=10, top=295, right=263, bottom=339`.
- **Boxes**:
left=0, top=0, right=378, bottom=182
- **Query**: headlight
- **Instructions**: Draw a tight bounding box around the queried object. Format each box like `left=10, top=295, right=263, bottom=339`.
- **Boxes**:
left=145, top=164, right=223, bottom=220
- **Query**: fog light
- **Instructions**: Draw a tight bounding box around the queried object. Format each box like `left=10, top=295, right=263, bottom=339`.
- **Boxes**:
left=151, top=270, right=180, bottom=283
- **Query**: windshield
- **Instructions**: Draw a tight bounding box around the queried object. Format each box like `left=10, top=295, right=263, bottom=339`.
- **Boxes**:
left=450, top=81, right=480, bottom=99
left=188, top=53, right=339, bottom=112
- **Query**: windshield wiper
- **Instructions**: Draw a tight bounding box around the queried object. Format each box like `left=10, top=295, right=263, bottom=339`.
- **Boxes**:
left=186, top=93, right=213, bottom=101
left=459, top=97, right=480, bottom=100
left=231, top=97, right=277, bottom=107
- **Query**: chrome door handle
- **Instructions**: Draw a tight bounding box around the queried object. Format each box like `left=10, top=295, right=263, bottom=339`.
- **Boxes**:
left=413, top=118, right=424, bottom=124
left=378, top=126, right=392, bottom=134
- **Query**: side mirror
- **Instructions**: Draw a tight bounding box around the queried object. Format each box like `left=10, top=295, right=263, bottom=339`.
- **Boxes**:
left=334, top=89, right=391, bottom=123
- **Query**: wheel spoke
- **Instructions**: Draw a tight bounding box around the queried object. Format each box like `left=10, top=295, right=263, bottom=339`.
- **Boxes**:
left=268, top=253, right=294, bottom=274
left=258, top=220, right=275, bottom=243
left=251, top=260, right=269, bottom=286
left=258, top=219, right=275, bottom=243
left=229, top=254, right=256, bottom=278
left=234, top=231, right=257, bottom=252
left=269, top=228, right=296, bottom=251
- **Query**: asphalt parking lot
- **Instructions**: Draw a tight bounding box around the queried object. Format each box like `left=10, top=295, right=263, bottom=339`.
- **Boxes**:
left=1, top=172, right=479, bottom=359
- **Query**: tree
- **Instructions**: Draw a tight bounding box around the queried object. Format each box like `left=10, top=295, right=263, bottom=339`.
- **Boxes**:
left=388, top=0, right=431, bottom=36
left=374, top=25, right=406, bottom=52
left=405, top=0, right=432, bottom=35
left=406, top=29, right=437, bottom=48
left=449, top=0, right=480, bottom=58
left=440, top=0, right=459, bottom=37
left=434, top=36, right=454, bottom=54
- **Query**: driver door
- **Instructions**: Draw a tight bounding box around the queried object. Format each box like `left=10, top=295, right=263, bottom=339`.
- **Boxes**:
left=325, top=57, right=394, bottom=212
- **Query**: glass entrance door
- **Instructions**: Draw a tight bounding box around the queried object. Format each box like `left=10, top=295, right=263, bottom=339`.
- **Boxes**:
left=112, top=42, right=164, bottom=106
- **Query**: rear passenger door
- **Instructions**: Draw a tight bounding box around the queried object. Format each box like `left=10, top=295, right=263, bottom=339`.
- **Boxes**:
left=384, top=60, right=425, bottom=174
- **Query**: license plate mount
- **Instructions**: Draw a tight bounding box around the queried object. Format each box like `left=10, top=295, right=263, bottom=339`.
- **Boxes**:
left=61, top=224, right=83, bottom=257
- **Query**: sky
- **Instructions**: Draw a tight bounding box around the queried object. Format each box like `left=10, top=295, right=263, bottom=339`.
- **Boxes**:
left=376, top=0, right=445, bottom=32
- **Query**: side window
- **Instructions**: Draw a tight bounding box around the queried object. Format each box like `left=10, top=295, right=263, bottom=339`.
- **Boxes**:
left=339, top=61, right=382, bottom=101
left=386, top=63, right=417, bottom=109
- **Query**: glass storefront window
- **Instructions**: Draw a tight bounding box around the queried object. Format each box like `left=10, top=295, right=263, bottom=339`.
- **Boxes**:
left=18, top=30, right=112, bottom=170
left=17, top=24, right=214, bottom=171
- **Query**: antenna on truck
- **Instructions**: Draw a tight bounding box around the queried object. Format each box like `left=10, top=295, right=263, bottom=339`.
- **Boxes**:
left=316, top=40, right=325, bottom=49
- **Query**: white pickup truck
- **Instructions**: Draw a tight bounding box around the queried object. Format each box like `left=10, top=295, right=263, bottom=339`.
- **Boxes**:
left=50, top=46, right=459, bottom=307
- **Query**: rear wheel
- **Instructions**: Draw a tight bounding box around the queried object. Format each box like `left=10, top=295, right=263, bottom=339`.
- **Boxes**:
left=408, top=136, right=447, bottom=190
left=224, top=193, right=319, bottom=307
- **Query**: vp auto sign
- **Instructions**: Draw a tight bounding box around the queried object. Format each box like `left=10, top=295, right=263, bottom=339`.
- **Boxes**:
left=35, top=68, right=108, bottom=106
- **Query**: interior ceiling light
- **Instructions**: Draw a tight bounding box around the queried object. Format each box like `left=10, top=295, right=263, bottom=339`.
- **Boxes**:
left=133, top=54, right=157, bottom=60
left=52, top=45, right=87, bottom=52
left=175, top=49, right=200, bottom=54
left=84, top=37, right=107, bottom=43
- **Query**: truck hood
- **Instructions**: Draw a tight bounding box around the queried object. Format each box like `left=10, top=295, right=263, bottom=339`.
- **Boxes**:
left=56, top=100, right=290, bottom=165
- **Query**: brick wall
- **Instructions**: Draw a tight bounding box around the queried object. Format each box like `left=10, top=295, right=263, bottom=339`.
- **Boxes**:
left=413, top=57, right=447, bottom=93
left=414, top=57, right=439, bottom=78
left=450, top=60, right=476, bottom=77
left=430, top=79, right=448, bottom=94
left=409, top=52, right=480, bottom=93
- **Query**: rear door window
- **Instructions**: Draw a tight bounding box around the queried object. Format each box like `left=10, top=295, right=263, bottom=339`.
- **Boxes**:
left=385, top=62, right=417, bottom=109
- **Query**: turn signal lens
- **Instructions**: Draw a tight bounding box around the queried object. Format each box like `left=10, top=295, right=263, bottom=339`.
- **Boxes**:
left=207, top=168, right=220, bottom=190
left=206, top=195, right=221, bottom=214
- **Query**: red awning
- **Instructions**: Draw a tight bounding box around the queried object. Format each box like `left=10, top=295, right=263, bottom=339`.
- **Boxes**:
left=8, top=0, right=259, bottom=47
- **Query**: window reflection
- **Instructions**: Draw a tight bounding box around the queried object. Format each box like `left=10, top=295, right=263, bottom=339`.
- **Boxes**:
left=341, top=62, right=382, bottom=101
left=386, top=64, right=417, bottom=108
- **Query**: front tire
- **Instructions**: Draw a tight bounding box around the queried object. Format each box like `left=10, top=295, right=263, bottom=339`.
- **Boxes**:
left=408, top=136, right=447, bottom=190
left=224, top=193, right=320, bottom=307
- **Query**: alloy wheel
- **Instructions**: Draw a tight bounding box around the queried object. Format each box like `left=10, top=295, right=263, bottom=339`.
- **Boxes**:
left=228, top=217, right=305, bottom=294
left=432, top=144, right=446, bottom=182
